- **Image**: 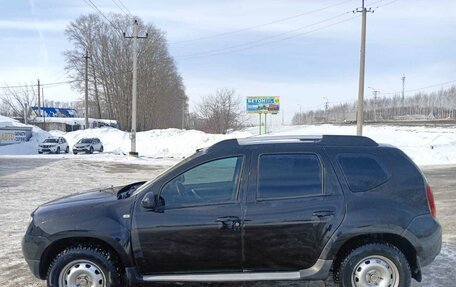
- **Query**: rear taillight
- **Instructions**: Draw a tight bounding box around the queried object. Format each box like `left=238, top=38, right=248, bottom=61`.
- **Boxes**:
left=426, top=184, right=437, bottom=217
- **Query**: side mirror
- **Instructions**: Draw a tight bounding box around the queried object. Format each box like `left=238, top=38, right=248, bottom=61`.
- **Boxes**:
left=141, top=191, right=164, bottom=211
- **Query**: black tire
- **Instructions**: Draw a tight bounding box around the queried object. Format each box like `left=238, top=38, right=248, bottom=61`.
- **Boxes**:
left=47, top=246, right=124, bottom=287
left=73, top=151, right=78, bottom=155
left=65, top=146, right=69, bottom=153
left=334, top=242, right=411, bottom=287
left=55, top=147, right=60, bottom=154
left=89, top=146, right=94, bottom=154
left=100, top=145, right=104, bottom=153
left=38, top=151, right=43, bottom=154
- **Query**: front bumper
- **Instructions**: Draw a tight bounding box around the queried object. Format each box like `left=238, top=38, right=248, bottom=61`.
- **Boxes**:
left=73, top=147, right=90, bottom=152
left=22, top=234, right=50, bottom=279
left=38, top=146, right=57, bottom=153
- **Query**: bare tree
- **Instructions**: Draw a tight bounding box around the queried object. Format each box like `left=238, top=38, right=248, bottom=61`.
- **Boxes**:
left=196, top=89, right=245, bottom=134
left=64, top=13, right=187, bottom=131
left=0, top=84, right=37, bottom=120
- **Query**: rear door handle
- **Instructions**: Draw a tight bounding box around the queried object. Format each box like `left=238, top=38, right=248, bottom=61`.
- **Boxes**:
left=216, top=216, right=241, bottom=231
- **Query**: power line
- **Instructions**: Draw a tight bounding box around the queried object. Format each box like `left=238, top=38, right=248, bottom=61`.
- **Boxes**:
left=170, top=0, right=356, bottom=45
left=110, top=0, right=131, bottom=18
left=115, top=0, right=132, bottom=17
left=82, top=0, right=125, bottom=37
left=374, top=0, right=400, bottom=9
left=177, top=12, right=356, bottom=60
left=382, top=79, right=456, bottom=95
left=0, top=80, right=81, bottom=90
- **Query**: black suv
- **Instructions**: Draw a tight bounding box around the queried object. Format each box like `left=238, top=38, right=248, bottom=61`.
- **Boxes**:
left=22, top=135, right=441, bottom=287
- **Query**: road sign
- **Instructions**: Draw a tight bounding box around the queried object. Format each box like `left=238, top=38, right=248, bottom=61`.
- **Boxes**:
left=246, top=96, right=280, bottom=114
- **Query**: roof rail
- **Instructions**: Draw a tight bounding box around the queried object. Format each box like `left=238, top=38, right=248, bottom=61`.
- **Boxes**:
left=237, top=135, right=377, bottom=147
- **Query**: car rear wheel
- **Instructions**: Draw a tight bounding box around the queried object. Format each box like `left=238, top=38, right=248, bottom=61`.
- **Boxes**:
left=334, top=242, right=411, bottom=287
left=47, top=246, right=124, bottom=287
left=73, top=151, right=78, bottom=155
left=100, top=145, right=104, bottom=153
left=65, top=146, right=69, bottom=153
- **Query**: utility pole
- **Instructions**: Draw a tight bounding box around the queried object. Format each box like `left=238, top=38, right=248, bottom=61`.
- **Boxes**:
left=84, top=49, right=90, bottom=130
left=401, top=74, right=406, bottom=114
left=180, top=96, right=186, bottom=129
left=324, top=97, right=329, bottom=123
left=124, top=19, right=148, bottom=157
left=355, top=0, right=373, bottom=135
left=37, top=79, right=41, bottom=119
left=42, top=87, right=46, bottom=130
left=368, top=87, right=379, bottom=122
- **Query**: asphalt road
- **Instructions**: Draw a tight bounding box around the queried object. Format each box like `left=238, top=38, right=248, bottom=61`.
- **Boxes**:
left=0, top=157, right=455, bottom=287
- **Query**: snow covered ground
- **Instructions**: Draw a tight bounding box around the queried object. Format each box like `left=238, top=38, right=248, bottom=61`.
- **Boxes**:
left=1, top=114, right=456, bottom=166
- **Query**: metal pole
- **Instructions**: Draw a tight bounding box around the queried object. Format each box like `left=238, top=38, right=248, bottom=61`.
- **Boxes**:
left=259, top=113, right=262, bottom=135
left=24, top=103, right=28, bottom=125
left=42, top=87, right=46, bottom=130
left=181, top=97, right=185, bottom=129
left=264, top=113, right=267, bottom=134
left=402, top=74, right=406, bottom=114
left=85, top=49, right=89, bottom=129
left=356, top=0, right=369, bottom=136
left=37, top=79, right=40, bottom=119
left=130, top=19, right=139, bottom=156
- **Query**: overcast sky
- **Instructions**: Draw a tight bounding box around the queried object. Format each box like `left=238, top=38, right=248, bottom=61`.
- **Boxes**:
left=1, top=0, right=455, bottom=122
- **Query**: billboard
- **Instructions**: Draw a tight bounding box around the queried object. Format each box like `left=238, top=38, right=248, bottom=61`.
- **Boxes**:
left=246, top=96, right=280, bottom=114
left=0, top=127, right=33, bottom=146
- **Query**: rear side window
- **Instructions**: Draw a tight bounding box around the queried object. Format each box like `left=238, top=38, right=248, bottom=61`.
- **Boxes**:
left=338, top=153, right=390, bottom=192
left=258, top=153, right=322, bottom=199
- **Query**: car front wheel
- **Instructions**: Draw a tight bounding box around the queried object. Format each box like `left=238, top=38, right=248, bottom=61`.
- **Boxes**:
left=334, top=242, right=411, bottom=287
left=55, top=147, right=60, bottom=154
left=47, top=246, right=124, bottom=287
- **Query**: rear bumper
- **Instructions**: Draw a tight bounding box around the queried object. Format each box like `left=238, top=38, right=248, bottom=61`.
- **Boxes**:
left=403, top=214, right=442, bottom=267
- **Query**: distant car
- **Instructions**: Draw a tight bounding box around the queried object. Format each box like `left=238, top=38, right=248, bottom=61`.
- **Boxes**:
left=38, top=137, right=69, bottom=154
left=73, top=138, right=104, bottom=154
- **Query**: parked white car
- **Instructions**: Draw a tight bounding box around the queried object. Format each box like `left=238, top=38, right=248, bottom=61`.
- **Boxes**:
left=73, top=138, right=104, bottom=154
left=38, top=137, right=69, bottom=154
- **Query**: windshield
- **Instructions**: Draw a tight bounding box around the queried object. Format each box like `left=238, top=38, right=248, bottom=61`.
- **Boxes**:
left=131, top=149, right=206, bottom=196
left=44, top=139, right=58, bottom=143
left=78, top=139, right=93, bottom=144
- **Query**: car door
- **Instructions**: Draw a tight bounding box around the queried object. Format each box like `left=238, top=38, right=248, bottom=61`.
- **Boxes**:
left=242, top=146, right=345, bottom=271
left=131, top=153, right=249, bottom=275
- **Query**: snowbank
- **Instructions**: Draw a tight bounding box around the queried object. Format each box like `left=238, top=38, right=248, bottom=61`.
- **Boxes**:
left=2, top=114, right=456, bottom=166
left=261, top=124, right=456, bottom=166
left=55, top=127, right=251, bottom=158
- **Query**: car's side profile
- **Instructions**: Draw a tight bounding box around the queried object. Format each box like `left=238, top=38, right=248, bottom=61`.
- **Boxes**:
left=23, top=135, right=441, bottom=287
left=73, top=137, right=104, bottom=154
left=38, top=137, right=69, bottom=154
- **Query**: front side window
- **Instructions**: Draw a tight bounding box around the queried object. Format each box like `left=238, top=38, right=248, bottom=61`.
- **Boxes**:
left=258, top=153, right=322, bottom=199
left=161, top=156, right=243, bottom=208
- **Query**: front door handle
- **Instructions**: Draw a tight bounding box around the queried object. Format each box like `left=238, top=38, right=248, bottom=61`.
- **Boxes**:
left=312, top=210, right=335, bottom=219
left=216, top=216, right=241, bottom=231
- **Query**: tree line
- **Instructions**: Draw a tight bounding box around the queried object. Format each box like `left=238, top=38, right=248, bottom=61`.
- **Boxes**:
left=292, top=86, right=456, bottom=124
